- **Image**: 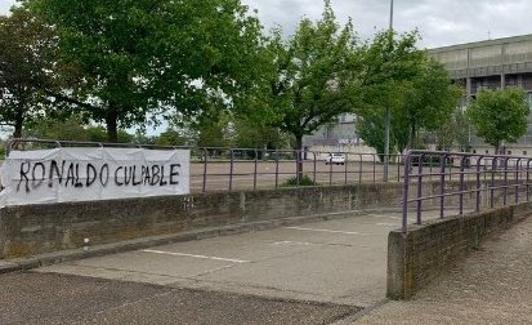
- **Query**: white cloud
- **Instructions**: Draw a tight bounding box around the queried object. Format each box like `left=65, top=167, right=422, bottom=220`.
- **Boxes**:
left=1, top=0, right=531, bottom=49
left=0, top=0, right=14, bottom=13
left=243, top=0, right=532, bottom=48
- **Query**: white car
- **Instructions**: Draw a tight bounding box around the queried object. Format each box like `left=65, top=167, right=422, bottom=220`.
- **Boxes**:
left=325, top=153, right=346, bottom=165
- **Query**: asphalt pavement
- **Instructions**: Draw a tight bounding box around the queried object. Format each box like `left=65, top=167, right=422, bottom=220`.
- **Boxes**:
left=356, top=214, right=532, bottom=324
left=4, top=211, right=403, bottom=324
left=0, top=272, right=358, bottom=325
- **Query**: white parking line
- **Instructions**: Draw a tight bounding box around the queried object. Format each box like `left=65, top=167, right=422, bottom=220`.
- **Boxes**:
left=272, top=240, right=320, bottom=246
left=376, top=223, right=398, bottom=227
left=284, top=226, right=361, bottom=235
left=141, top=249, right=250, bottom=264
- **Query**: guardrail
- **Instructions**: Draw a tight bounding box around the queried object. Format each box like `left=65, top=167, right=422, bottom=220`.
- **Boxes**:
left=401, top=150, right=532, bottom=233
left=4, top=138, right=405, bottom=192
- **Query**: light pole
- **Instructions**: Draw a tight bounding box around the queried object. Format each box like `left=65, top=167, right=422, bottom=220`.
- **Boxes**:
left=383, top=0, right=394, bottom=182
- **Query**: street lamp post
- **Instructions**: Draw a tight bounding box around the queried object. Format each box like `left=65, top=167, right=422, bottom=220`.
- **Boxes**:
left=383, top=0, right=394, bottom=182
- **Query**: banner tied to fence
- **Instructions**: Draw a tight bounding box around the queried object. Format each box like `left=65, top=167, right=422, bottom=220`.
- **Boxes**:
left=0, top=147, right=190, bottom=207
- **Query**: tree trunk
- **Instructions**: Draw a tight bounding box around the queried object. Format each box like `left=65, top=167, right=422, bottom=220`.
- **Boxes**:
left=408, top=123, right=417, bottom=150
left=295, top=135, right=304, bottom=183
left=106, top=109, right=119, bottom=143
left=13, top=119, right=23, bottom=138
left=13, top=107, right=24, bottom=138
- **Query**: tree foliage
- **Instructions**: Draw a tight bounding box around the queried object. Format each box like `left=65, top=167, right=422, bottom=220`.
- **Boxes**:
left=250, top=1, right=360, bottom=151
left=398, top=58, right=462, bottom=150
left=0, top=8, right=58, bottom=137
left=27, top=0, right=263, bottom=142
left=25, top=115, right=133, bottom=143
left=434, top=107, right=471, bottom=151
left=356, top=30, right=461, bottom=154
left=467, top=88, right=530, bottom=153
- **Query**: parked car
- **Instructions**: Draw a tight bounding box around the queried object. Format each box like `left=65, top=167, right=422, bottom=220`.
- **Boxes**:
left=325, top=153, right=346, bottom=165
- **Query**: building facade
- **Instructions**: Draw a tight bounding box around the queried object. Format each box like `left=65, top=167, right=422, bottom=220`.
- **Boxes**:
left=430, top=33, right=532, bottom=155
left=304, top=34, right=532, bottom=155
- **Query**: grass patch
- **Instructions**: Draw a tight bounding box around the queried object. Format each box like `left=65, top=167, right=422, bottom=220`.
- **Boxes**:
left=281, top=174, right=319, bottom=187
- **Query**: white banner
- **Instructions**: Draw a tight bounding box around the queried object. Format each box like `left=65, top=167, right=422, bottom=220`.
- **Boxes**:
left=0, top=147, right=190, bottom=207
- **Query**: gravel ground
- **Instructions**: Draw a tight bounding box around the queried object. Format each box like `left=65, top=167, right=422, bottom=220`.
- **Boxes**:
left=356, top=216, right=532, bottom=324
left=0, top=272, right=359, bottom=325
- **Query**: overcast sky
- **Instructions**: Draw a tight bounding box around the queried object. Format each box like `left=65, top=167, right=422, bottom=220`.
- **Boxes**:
left=1, top=0, right=531, bottom=48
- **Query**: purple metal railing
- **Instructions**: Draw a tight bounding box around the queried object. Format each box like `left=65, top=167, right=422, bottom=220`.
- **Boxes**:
left=4, top=138, right=405, bottom=193
left=401, top=150, right=532, bottom=233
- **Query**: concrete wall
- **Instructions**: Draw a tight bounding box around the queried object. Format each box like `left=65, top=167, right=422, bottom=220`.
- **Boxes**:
left=429, top=34, right=532, bottom=79
left=387, top=202, right=532, bottom=300
left=0, top=183, right=408, bottom=259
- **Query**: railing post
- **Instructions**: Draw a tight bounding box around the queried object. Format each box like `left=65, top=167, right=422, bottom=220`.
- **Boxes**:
left=358, top=155, right=363, bottom=184
left=527, top=159, right=532, bottom=202
left=329, top=152, right=333, bottom=186
left=397, top=155, right=401, bottom=182
left=296, top=150, right=301, bottom=187
left=373, top=154, right=377, bottom=184
left=476, top=155, right=484, bottom=212
left=345, top=153, right=349, bottom=185
left=229, top=149, right=234, bottom=191
left=275, top=150, right=280, bottom=189
left=459, top=156, right=466, bottom=215
left=516, top=158, right=522, bottom=204
left=402, top=153, right=412, bottom=233
left=313, top=152, right=317, bottom=185
left=202, top=148, right=208, bottom=193
left=448, top=159, right=453, bottom=182
left=440, top=154, right=448, bottom=218
left=429, top=154, right=433, bottom=182
left=503, top=157, right=509, bottom=206
left=253, top=149, right=258, bottom=191
left=491, top=157, right=497, bottom=209
left=416, top=154, right=425, bottom=225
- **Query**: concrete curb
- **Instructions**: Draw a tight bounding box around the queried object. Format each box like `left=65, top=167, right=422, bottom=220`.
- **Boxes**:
left=330, top=299, right=390, bottom=324
left=0, top=208, right=401, bottom=275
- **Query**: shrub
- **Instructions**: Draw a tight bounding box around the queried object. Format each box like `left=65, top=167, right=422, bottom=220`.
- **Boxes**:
left=281, top=175, right=318, bottom=187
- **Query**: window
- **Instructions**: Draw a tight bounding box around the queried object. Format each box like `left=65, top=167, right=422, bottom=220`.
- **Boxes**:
left=473, top=150, right=477, bottom=154
left=508, top=150, right=512, bottom=155
left=524, top=151, right=528, bottom=156
left=485, top=150, right=490, bottom=154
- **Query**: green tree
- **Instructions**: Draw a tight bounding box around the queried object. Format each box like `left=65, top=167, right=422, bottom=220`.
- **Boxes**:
left=26, top=115, right=133, bottom=143
left=434, top=107, right=471, bottom=151
left=355, top=31, right=422, bottom=156
left=0, top=8, right=58, bottom=137
left=467, top=88, right=530, bottom=154
left=399, top=59, right=462, bottom=149
left=28, top=0, right=262, bottom=142
left=248, top=1, right=360, bottom=178
left=195, top=110, right=234, bottom=148
left=234, top=117, right=287, bottom=150
left=356, top=81, right=405, bottom=156
left=356, top=31, right=460, bottom=154
left=150, top=129, right=188, bottom=147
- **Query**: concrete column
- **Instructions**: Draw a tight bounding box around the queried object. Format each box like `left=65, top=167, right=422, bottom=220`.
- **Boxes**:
left=501, top=44, right=506, bottom=89
left=466, top=48, right=472, bottom=98
left=466, top=77, right=472, bottom=98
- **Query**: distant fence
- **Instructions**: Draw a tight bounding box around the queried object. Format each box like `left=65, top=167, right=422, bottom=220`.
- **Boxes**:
left=4, top=139, right=406, bottom=193
left=402, top=150, right=532, bottom=232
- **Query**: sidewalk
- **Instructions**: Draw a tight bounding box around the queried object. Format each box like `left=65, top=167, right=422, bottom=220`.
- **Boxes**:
left=356, top=215, right=532, bottom=324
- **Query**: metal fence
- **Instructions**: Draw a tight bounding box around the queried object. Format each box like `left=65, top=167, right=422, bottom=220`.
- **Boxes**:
left=5, top=138, right=405, bottom=193
left=401, top=150, right=532, bottom=233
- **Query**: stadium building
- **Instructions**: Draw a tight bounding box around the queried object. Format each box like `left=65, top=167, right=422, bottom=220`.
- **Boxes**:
left=304, top=34, right=532, bottom=155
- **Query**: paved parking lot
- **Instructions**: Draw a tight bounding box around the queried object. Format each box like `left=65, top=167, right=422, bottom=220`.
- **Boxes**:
left=189, top=161, right=403, bottom=192
left=0, top=272, right=358, bottom=325
left=37, top=212, right=403, bottom=308
left=2, top=209, right=464, bottom=324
